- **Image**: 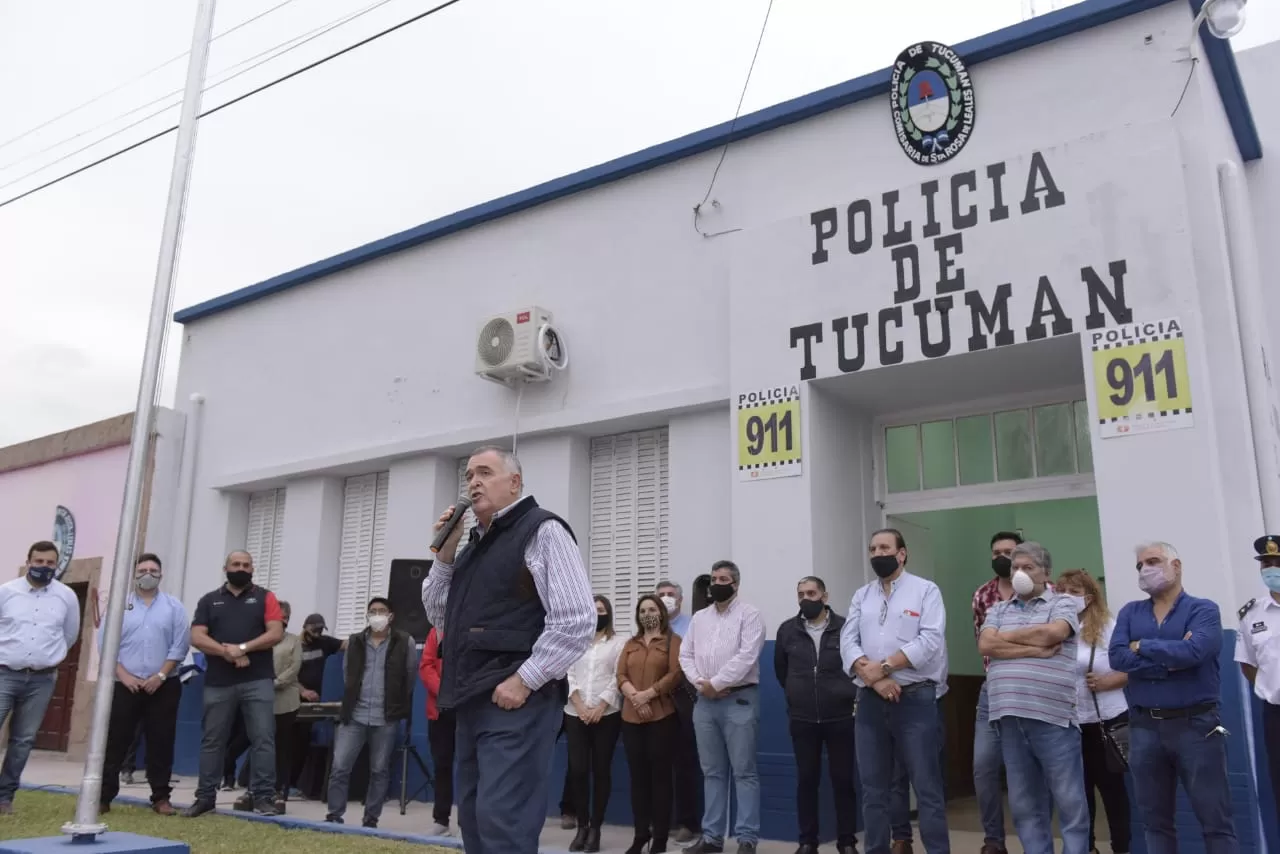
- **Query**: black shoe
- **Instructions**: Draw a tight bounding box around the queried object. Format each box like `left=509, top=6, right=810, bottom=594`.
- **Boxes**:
left=561, top=813, right=578, bottom=830
left=122, top=772, right=135, bottom=785
left=362, top=817, right=378, bottom=829
left=838, top=845, right=859, bottom=854
left=325, top=815, right=344, bottom=824
left=584, top=827, right=601, bottom=853
left=252, top=798, right=278, bottom=816
left=182, top=799, right=216, bottom=818
left=232, top=793, right=253, bottom=812
left=736, top=843, right=757, bottom=854
left=625, top=835, right=652, bottom=854
left=569, top=826, right=590, bottom=852
left=686, top=839, right=725, bottom=854
left=795, top=846, right=818, bottom=854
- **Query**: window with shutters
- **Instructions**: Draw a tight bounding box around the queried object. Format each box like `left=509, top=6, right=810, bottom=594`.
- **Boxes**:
left=456, top=457, right=479, bottom=551
left=335, top=472, right=390, bottom=636
left=245, top=488, right=286, bottom=592
left=588, top=429, right=669, bottom=623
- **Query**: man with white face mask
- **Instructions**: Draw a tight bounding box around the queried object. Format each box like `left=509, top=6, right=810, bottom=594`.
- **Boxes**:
left=324, top=597, right=417, bottom=828
left=1109, top=541, right=1237, bottom=853
left=656, top=580, right=701, bottom=843
left=978, top=542, right=1087, bottom=854
left=97, top=553, right=189, bottom=815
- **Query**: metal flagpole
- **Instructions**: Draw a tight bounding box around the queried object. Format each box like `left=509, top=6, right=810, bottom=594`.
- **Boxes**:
left=64, top=0, right=218, bottom=838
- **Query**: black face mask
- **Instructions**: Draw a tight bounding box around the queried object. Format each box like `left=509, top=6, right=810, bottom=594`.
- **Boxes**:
left=709, top=583, right=735, bottom=603
left=596, top=615, right=610, bottom=632
left=799, top=599, right=826, bottom=620
left=225, top=570, right=252, bottom=589
left=870, top=555, right=899, bottom=579
left=992, top=555, right=1013, bottom=578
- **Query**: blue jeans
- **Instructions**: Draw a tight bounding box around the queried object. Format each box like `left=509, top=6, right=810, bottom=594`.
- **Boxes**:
left=0, top=668, right=57, bottom=803
left=889, top=695, right=944, bottom=842
left=455, top=684, right=562, bottom=854
left=693, top=685, right=761, bottom=846
left=973, top=682, right=1006, bottom=845
left=998, top=716, right=1089, bottom=854
left=195, top=679, right=276, bottom=802
left=1129, top=707, right=1238, bottom=854
left=326, top=721, right=399, bottom=822
left=855, top=683, right=949, bottom=854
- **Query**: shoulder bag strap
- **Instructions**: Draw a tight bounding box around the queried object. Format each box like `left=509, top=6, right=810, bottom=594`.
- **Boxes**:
left=1088, top=643, right=1105, bottom=722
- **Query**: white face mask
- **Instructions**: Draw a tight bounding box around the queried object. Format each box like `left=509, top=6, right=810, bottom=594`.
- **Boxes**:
left=660, top=595, right=677, bottom=615
left=368, top=614, right=390, bottom=632
left=1068, top=594, right=1088, bottom=614
left=1011, top=569, right=1036, bottom=596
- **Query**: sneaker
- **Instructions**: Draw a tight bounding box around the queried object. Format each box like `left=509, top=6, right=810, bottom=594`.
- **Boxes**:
left=686, top=839, right=725, bottom=854
left=219, top=778, right=237, bottom=791
left=273, top=798, right=287, bottom=814
left=122, top=772, right=135, bottom=785
left=182, top=799, right=216, bottom=818
left=253, top=798, right=278, bottom=816
left=672, top=828, right=697, bottom=844
left=287, top=788, right=306, bottom=800
left=430, top=823, right=452, bottom=837
left=736, top=843, right=757, bottom=854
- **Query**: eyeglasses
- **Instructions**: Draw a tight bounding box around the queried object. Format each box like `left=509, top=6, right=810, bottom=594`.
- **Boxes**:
left=879, top=600, right=888, bottom=626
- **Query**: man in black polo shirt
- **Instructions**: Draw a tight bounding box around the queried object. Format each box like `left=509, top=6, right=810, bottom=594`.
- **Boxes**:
left=184, top=550, right=285, bottom=817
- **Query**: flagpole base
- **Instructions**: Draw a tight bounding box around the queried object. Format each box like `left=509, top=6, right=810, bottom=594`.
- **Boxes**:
left=2, top=832, right=187, bottom=854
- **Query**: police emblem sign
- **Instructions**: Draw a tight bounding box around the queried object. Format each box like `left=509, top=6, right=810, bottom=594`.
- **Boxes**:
left=53, top=505, right=76, bottom=579
left=890, top=41, right=976, bottom=166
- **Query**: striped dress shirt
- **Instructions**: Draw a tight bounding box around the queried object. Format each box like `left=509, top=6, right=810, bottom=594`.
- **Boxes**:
left=421, top=495, right=595, bottom=692
left=982, top=590, right=1080, bottom=728
left=678, top=597, right=766, bottom=692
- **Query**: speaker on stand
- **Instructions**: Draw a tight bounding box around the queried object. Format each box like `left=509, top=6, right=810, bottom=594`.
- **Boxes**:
left=387, top=558, right=434, bottom=812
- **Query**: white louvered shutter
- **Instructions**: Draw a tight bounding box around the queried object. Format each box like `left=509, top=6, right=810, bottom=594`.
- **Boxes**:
left=456, top=457, right=478, bottom=552
left=588, top=429, right=669, bottom=622
left=245, top=488, right=286, bottom=591
left=335, top=472, right=390, bottom=636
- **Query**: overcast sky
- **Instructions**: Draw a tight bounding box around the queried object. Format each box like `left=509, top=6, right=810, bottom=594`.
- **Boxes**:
left=1, top=0, right=1277, bottom=447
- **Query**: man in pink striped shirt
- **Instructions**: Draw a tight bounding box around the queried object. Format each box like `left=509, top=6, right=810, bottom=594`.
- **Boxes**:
left=678, top=560, right=766, bottom=854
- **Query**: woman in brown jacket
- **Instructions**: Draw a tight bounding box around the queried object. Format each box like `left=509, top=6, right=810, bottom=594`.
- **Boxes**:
left=616, top=593, right=684, bottom=854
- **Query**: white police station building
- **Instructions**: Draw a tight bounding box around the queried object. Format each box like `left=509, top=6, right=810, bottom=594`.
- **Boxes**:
left=162, top=1, right=1280, bottom=847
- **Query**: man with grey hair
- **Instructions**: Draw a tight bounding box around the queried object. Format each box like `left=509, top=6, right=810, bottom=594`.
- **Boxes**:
left=423, top=445, right=596, bottom=854
left=978, top=541, right=1088, bottom=854
left=655, top=579, right=700, bottom=842
left=1109, top=541, right=1237, bottom=851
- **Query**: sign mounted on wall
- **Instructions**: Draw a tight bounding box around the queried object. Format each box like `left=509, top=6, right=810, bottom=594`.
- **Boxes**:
left=890, top=41, right=976, bottom=166
left=737, top=386, right=803, bottom=481
left=53, top=504, right=76, bottom=579
left=1090, top=317, right=1194, bottom=438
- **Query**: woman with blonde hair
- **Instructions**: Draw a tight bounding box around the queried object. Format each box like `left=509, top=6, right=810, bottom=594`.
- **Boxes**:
left=1056, top=569, right=1131, bottom=854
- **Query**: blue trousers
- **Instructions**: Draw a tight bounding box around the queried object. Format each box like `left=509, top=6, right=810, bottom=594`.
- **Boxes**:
left=1129, top=706, right=1239, bottom=854
left=693, top=686, right=761, bottom=846
left=998, top=716, right=1089, bottom=854
left=455, top=685, right=561, bottom=854
left=0, top=668, right=57, bottom=804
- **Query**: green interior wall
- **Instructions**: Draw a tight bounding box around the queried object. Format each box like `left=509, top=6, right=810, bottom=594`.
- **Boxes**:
left=894, top=496, right=1103, bottom=675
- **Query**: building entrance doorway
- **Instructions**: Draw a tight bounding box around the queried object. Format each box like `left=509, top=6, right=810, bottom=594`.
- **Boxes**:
left=887, top=495, right=1108, bottom=841
left=36, top=581, right=87, bottom=752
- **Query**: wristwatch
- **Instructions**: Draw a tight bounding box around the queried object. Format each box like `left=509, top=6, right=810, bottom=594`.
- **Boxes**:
left=880, top=661, right=893, bottom=676
left=238, top=643, right=248, bottom=653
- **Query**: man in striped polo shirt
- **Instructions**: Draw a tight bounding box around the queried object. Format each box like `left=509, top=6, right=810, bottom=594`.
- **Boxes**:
left=978, top=541, right=1089, bottom=854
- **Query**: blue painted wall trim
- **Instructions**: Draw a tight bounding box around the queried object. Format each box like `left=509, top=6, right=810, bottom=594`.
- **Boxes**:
left=172, top=0, right=1260, bottom=326
left=166, top=633, right=1265, bottom=849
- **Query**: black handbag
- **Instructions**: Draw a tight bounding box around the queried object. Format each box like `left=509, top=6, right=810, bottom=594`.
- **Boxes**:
left=1088, top=644, right=1130, bottom=773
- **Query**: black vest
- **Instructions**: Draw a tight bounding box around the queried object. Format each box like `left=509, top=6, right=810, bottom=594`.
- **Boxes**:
left=439, top=496, right=574, bottom=710
left=339, top=628, right=413, bottom=724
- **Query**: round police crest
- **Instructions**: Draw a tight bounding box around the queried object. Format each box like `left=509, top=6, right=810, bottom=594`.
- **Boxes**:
left=889, top=41, right=976, bottom=166
left=53, top=505, right=76, bottom=579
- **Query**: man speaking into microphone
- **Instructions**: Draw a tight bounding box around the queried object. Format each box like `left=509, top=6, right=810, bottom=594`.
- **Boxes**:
left=422, top=445, right=595, bottom=854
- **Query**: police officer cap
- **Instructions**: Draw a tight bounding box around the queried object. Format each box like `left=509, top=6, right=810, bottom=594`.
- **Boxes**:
left=1253, top=535, right=1280, bottom=560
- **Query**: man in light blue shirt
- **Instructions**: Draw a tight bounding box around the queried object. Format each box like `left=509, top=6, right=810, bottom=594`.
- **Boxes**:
left=0, top=540, right=82, bottom=815
left=840, top=528, right=950, bottom=854
left=97, top=553, right=190, bottom=815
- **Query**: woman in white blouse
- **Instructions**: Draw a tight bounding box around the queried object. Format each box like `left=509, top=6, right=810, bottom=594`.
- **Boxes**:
left=564, top=594, right=627, bottom=853
left=1057, top=569, right=1132, bottom=854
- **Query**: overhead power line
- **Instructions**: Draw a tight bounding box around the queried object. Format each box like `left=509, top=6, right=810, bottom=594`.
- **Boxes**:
left=0, top=0, right=465, bottom=211
left=0, top=0, right=401, bottom=177
left=0, top=0, right=303, bottom=153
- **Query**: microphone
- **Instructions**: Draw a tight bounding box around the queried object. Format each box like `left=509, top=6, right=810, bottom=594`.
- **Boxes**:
left=430, top=496, right=473, bottom=554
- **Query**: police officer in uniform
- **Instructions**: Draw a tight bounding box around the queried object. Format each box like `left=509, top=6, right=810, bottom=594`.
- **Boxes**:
left=1235, top=534, right=1280, bottom=820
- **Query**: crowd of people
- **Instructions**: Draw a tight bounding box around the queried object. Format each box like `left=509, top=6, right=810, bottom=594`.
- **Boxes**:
left=0, top=444, right=1275, bottom=854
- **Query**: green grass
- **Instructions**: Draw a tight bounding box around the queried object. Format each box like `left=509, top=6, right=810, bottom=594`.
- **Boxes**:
left=1, top=791, right=454, bottom=853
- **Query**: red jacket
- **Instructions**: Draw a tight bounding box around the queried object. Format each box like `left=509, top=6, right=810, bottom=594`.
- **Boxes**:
left=419, top=627, right=442, bottom=720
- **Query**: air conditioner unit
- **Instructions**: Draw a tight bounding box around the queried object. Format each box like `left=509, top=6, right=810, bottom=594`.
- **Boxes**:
left=474, top=306, right=555, bottom=385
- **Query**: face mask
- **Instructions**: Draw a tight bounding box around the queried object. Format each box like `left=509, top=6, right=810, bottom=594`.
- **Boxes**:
left=1264, top=568, right=1280, bottom=593
left=709, top=583, right=735, bottom=603
left=225, top=570, right=252, bottom=589
left=135, top=574, right=161, bottom=591
left=1011, top=569, right=1036, bottom=596
left=1137, top=564, right=1171, bottom=595
left=991, top=556, right=1012, bottom=578
left=26, top=565, right=55, bottom=585
left=799, top=599, right=826, bottom=620
left=660, top=595, right=677, bottom=615
left=1067, top=594, right=1087, bottom=614
left=640, top=613, right=661, bottom=631
left=596, top=615, right=610, bottom=632
left=368, top=614, right=390, bottom=632
left=870, top=555, right=899, bottom=579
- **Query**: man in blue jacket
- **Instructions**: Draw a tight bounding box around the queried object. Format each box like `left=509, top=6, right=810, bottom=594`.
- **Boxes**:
left=774, top=576, right=856, bottom=854
left=1109, top=540, right=1239, bottom=853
